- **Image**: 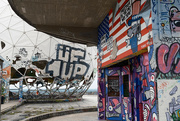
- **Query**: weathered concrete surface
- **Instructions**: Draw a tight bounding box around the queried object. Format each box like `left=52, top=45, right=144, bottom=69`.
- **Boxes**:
left=8, top=0, right=117, bottom=46
left=1, top=95, right=97, bottom=121
left=1, top=100, right=24, bottom=114
left=42, top=112, right=104, bottom=121
left=22, top=107, right=97, bottom=121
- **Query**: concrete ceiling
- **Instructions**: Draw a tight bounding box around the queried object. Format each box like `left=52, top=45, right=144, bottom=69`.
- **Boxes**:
left=8, top=0, right=117, bottom=46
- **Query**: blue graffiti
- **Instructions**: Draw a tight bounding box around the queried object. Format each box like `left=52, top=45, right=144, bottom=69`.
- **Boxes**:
left=152, top=0, right=157, bottom=14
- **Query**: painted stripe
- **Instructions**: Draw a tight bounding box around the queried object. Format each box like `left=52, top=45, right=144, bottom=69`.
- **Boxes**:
left=140, top=2, right=146, bottom=11
left=102, top=39, right=150, bottom=67
left=102, top=21, right=152, bottom=55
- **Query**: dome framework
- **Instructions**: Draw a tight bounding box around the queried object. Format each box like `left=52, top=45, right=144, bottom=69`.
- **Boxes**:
left=0, top=0, right=97, bottom=101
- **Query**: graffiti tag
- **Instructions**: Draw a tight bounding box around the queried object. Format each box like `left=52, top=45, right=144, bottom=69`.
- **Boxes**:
left=46, top=44, right=89, bottom=79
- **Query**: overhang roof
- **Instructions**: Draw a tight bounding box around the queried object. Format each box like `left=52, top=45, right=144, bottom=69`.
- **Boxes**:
left=8, top=0, right=117, bottom=46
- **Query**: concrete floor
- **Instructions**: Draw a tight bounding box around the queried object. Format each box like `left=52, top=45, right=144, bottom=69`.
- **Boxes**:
left=42, top=112, right=101, bottom=121
left=1, top=100, right=20, bottom=111
left=1, top=95, right=98, bottom=121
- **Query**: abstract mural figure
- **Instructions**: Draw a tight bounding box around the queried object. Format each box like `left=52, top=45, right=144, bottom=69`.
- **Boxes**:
left=126, top=0, right=142, bottom=53
left=126, top=16, right=142, bottom=53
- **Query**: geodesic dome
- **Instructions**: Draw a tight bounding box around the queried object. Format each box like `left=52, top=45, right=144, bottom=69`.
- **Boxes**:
left=0, top=0, right=97, bottom=100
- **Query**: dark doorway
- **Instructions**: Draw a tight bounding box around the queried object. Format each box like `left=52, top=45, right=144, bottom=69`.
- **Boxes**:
left=108, top=76, right=119, bottom=97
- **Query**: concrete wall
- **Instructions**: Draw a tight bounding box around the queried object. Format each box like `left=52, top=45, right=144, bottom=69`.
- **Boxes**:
left=151, top=0, right=180, bottom=121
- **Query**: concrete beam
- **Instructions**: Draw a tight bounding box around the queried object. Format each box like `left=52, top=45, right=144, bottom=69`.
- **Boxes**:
left=8, top=0, right=117, bottom=46
left=35, top=25, right=98, bottom=46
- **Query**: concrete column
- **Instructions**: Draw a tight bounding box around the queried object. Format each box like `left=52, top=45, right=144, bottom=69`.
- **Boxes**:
left=0, top=59, right=4, bottom=120
left=5, top=78, right=10, bottom=103
left=19, top=79, right=23, bottom=102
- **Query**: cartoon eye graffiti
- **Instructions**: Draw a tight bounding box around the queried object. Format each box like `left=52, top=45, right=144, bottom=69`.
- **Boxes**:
left=174, top=20, right=180, bottom=27
left=151, top=74, right=155, bottom=82
left=108, top=106, right=113, bottom=111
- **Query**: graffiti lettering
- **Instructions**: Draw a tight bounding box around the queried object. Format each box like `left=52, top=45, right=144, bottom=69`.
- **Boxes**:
left=157, top=43, right=180, bottom=74
left=46, top=44, right=89, bottom=79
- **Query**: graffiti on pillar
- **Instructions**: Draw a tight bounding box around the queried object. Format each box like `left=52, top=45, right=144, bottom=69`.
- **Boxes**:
left=98, top=69, right=106, bottom=120
left=121, top=66, right=131, bottom=121
left=141, top=51, right=157, bottom=121
left=129, top=50, right=157, bottom=121
left=0, top=56, right=11, bottom=102
left=46, top=44, right=90, bottom=80
left=158, top=79, right=180, bottom=121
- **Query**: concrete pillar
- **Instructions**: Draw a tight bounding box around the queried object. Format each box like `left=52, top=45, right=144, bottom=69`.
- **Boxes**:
left=0, top=59, right=4, bottom=119
left=19, top=79, right=23, bottom=102
left=5, top=78, right=10, bottom=103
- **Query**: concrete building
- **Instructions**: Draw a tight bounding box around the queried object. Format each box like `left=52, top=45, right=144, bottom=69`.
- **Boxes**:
left=97, top=0, right=180, bottom=121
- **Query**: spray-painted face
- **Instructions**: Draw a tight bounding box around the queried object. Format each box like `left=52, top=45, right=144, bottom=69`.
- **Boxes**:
left=169, top=6, right=180, bottom=32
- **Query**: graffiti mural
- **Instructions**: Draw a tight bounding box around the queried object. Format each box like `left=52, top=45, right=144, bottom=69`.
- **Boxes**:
left=126, top=0, right=142, bottom=53
left=158, top=79, right=180, bottom=121
left=155, top=0, right=180, bottom=38
left=152, top=1, right=180, bottom=119
left=46, top=44, right=90, bottom=80
left=97, top=0, right=180, bottom=121
left=97, top=0, right=152, bottom=68
left=151, top=0, right=180, bottom=80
